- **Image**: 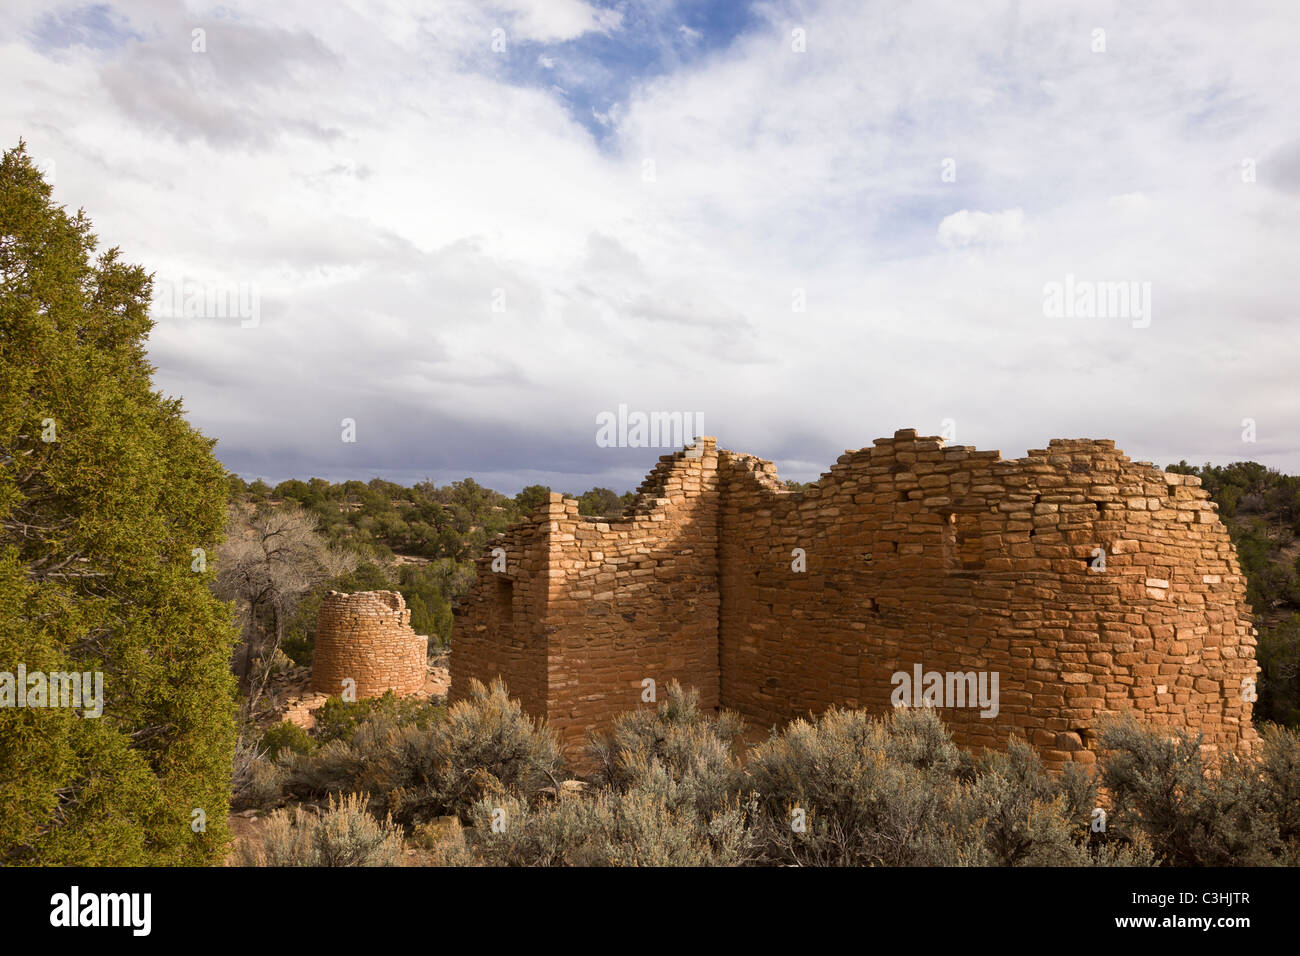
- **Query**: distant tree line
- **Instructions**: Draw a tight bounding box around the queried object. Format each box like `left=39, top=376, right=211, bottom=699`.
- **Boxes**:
left=1167, top=460, right=1300, bottom=727
left=220, top=476, right=636, bottom=674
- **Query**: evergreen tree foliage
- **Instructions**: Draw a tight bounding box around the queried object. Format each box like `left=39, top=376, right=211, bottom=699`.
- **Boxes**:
left=0, top=142, right=238, bottom=864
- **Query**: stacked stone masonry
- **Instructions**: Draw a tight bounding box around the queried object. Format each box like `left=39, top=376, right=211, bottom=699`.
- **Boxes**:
left=451, top=431, right=1258, bottom=771
left=310, top=590, right=428, bottom=698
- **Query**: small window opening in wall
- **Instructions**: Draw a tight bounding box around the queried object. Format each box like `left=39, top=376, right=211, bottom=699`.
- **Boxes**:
left=943, top=513, right=985, bottom=571
left=496, top=577, right=513, bottom=617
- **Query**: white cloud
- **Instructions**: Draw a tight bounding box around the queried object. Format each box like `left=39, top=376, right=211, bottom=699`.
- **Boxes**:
left=491, top=0, right=622, bottom=43
left=937, top=208, right=1030, bottom=248
left=3, top=0, right=1299, bottom=488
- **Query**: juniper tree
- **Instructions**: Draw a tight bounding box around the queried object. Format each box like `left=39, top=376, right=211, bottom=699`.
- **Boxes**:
left=0, top=141, right=238, bottom=864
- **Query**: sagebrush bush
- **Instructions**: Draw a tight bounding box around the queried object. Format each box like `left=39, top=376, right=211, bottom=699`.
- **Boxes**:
left=1099, top=715, right=1298, bottom=865
left=747, top=707, right=975, bottom=866
left=590, top=681, right=747, bottom=819
left=232, top=757, right=285, bottom=811
left=279, top=738, right=365, bottom=802
left=743, top=707, right=1153, bottom=867
left=236, top=793, right=405, bottom=866
left=1256, top=723, right=1300, bottom=856
left=231, top=734, right=280, bottom=810
left=276, top=678, right=562, bottom=825
left=467, top=788, right=754, bottom=866
left=231, top=679, right=1298, bottom=868
left=416, top=678, right=564, bottom=820
left=956, top=738, right=1153, bottom=866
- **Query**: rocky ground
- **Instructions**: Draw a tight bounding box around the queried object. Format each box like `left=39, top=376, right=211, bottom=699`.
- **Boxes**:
left=255, top=658, right=450, bottom=733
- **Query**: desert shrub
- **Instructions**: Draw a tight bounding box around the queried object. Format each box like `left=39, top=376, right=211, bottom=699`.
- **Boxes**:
left=1255, top=723, right=1300, bottom=858
left=313, top=691, right=444, bottom=745
left=413, top=678, right=564, bottom=821
left=278, top=679, right=561, bottom=826
left=879, top=707, right=966, bottom=775
left=230, top=729, right=286, bottom=811
left=232, top=757, right=286, bottom=811
left=236, top=793, right=405, bottom=866
left=746, top=707, right=973, bottom=866
left=590, top=681, right=747, bottom=819
left=586, top=682, right=755, bottom=859
left=410, top=815, right=479, bottom=866
left=467, top=789, right=753, bottom=866
left=1098, top=715, right=1285, bottom=865
left=260, top=720, right=315, bottom=758
left=957, top=738, right=1080, bottom=865
left=955, top=738, right=1153, bottom=866
left=279, top=738, right=370, bottom=803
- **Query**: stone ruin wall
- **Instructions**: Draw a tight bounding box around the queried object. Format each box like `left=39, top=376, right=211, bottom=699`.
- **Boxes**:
left=310, top=590, right=428, bottom=699
left=452, top=445, right=722, bottom=754
left=450, top=508, right=552, bottom=719
left=451, top=432, right=1258, bottom=770
left=719, top=430, right=1257, bottom=768
left=541, top=445, right=721, bottom=751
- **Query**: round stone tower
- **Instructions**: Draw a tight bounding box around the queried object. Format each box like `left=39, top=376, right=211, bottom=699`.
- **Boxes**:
left=310, top=590, right=428, bottom=698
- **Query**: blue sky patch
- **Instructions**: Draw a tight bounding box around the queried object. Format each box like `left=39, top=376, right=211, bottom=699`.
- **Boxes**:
left=498, top=0, right=765, bottom=140
left=31, top=3, right=140, bottom=53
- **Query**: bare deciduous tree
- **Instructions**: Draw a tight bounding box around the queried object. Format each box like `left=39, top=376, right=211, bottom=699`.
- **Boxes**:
left=216, top=502, right=356, bottom=714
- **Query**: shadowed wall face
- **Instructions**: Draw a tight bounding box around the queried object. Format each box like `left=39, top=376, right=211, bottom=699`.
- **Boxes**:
left=452, top=447, right=722, bottom=760
left=311, top=590, right=428, bottom=698
left=452, top=432, right=1258, bottom=771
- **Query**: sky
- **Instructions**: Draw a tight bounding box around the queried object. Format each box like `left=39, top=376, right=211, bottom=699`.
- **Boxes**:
left=3, top=0, right=1299, bottom=494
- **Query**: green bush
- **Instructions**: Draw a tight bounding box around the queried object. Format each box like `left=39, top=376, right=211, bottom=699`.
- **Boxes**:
left=397, top=563, right=456, bottom=647
left=236, top=793, right=405, bottom=866
left=313, top=690, right=444, bottom=745
left=260, top=721, right=315, bottom=758
left=1257, top=615, right=1300, bottom=727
